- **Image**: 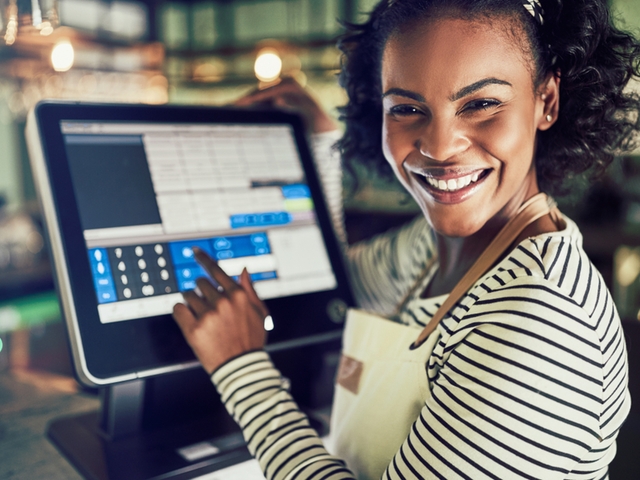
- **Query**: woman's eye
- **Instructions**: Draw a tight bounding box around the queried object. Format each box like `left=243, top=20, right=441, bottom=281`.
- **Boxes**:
left=461, top=99, right=501, bottom=113
left=389, top=105, right=422, bottom=116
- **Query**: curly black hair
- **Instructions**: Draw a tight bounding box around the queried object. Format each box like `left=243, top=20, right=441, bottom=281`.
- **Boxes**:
left=336, top=0, right=640, bottom=194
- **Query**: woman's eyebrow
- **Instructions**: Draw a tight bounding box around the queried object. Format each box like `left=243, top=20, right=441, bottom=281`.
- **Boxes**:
left=382, top=79, right=512, bottom=102
left=449, top=78, right=512, bottom=101
left=381, top=88, right=425, bottom=101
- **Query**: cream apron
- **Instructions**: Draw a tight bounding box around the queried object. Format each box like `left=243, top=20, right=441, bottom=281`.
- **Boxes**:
left=330, top=193, right=561, bottom=480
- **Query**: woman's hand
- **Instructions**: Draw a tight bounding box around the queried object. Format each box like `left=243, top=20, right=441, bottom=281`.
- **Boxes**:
left=172, top=247, right=269, bottom=374
left=235, top=77, right=338, bottom=134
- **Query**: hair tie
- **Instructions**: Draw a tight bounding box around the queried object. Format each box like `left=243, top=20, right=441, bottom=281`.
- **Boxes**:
left=523, top=0, right=544, bottom=25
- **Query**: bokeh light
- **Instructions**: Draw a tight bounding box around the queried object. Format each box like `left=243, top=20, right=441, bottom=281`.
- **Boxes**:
left=254, top=49, right=282, bottom=83
left=51, top=41, right=74, bottom=72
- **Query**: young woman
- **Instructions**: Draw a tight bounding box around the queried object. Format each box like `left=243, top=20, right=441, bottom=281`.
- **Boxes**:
left=173, top=0, right=640, bottom=478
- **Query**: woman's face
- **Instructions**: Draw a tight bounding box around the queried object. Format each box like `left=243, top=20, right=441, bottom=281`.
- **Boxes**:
left=381, top=16, right=557, bottom=238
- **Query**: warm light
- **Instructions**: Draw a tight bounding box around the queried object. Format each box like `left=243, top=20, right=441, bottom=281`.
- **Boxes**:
left=617, top=247, right=640, bottom=287
left=254, top=49, right=282, bottom=83
left=40, top=21, right=54, bottom=36
left=4, top=2, right=17, bottom=46
left=51, top=41, right=74, bottom=72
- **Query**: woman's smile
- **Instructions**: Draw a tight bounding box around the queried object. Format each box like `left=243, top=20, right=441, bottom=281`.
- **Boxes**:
left=408, top=166, right=492, bottom=203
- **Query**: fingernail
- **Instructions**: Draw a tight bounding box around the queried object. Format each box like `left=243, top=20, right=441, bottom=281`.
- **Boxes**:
left=192, top=246, right=201, bottom=254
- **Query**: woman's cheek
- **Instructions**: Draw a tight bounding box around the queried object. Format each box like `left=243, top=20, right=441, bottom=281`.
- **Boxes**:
left=475, top=113, right=533, bottom=172
left=382, top=124, right=412, bottom=181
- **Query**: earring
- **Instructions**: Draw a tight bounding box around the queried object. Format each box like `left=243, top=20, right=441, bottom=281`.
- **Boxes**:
left=546, top=114, right=553, bottom=122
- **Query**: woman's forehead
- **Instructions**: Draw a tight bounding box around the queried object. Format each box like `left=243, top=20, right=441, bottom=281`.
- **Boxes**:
left=381, top=16, right=535, bottom=94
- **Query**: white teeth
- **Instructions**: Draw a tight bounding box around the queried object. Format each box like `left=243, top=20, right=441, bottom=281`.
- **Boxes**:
left=425, top=171, right=484, bottom=192
left=456, top=176, right=469, bottom=189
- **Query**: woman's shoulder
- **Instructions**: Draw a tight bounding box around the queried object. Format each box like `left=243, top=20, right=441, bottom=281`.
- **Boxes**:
left=434, top=216, right=613, bottom=367
left=489, top=215, right=599, bottom=307
left=446, top=215, right=612, bottom=338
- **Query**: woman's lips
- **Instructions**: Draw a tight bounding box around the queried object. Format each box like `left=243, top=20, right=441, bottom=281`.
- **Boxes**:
left=412, top=168, right=491, bottom=204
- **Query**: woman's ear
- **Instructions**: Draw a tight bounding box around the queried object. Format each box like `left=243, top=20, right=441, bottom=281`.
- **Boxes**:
left=536, top=72, right=561, bottom=131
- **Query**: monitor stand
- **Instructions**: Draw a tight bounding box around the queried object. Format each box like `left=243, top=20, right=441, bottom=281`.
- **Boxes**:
left=47, top=344, right=335, bottom=479
left=46, top=368, right=253, bottom=480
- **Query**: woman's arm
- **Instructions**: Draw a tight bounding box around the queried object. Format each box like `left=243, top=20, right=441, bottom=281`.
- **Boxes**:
left=212, top=351, right=355, bottom=480
left=173, top=249, right=357, bottom=480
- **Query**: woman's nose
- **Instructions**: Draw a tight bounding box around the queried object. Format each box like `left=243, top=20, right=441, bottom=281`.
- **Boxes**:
left=417, top=118, right=470, bottom=161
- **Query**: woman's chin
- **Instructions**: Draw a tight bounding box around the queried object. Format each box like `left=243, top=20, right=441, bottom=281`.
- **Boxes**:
left=431, top=222, right=484, bottom=239
left=420, top=206, right=488, bottom=239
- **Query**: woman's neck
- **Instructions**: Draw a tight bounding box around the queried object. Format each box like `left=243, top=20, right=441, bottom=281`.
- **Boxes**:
left=420, top=173, right=559, bottom=298
left=425, top=221, right=504, bottom=298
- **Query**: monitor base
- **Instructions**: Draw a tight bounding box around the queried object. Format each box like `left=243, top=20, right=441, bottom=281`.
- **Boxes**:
left=47, top=410, right=252, bottom=480
left=45, top=347, right=334, bottom=479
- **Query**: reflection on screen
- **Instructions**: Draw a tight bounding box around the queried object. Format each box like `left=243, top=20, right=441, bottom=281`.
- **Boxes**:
left=62, top=121, right=337, bottom=324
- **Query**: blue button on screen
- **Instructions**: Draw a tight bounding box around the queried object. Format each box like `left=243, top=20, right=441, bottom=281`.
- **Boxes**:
left=230, top=212, right=291, bottom=229
left=281, top=184, right=310, bottom=199
left=169, top=239, right=214, bottom=265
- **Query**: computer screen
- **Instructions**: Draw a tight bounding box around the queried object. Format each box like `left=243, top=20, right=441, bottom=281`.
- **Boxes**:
left=61, top=121, right=337, bottom=324
left=27, top=102, right=352, bottom=386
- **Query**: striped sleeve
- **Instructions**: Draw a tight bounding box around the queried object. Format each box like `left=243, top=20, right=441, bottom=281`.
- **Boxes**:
left=385, top=276, right=627, bottom=480
left=212, top=351, right=356, bottom=480
left=346, top=215, right=434, bottom=315
left=310, top=131, right=347, bottom=246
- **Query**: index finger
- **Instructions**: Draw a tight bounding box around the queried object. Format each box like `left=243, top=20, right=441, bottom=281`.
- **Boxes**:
left=193, top=247, right=239, bottom=293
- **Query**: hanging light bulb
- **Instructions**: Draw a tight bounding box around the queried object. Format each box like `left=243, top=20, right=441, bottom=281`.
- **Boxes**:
left=51, top=41, right=74, bottom=72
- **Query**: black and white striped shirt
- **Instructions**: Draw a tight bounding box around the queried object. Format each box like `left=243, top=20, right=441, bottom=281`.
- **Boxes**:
left=211, top=133, right=630, bottom=480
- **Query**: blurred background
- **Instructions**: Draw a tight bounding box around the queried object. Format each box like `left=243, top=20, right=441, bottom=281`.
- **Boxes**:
left=0, top=0, right=639, bottom=476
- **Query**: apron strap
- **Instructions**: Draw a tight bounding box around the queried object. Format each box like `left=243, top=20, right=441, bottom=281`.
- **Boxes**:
left=410, top=192, right=559, bottom=349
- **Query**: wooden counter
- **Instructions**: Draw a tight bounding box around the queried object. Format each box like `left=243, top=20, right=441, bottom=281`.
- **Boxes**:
left=0, top=369, right=98, bottom=479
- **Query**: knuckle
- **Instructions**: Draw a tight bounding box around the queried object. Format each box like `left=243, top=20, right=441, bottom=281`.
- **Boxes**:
left=230, top=289, right=248, bottom=304
left=216, top=296, right=232, bottom=311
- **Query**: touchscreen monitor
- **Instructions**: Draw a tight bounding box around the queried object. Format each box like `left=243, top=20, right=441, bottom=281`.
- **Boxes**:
left=27, top=102, right=353, bottom=387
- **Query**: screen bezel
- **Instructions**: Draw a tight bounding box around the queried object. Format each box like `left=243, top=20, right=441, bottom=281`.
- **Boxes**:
left=30, top=101, right=353, bottom=386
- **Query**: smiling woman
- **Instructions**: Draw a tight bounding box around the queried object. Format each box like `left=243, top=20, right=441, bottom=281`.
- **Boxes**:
left=172, top=0, right=640, bottom=479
